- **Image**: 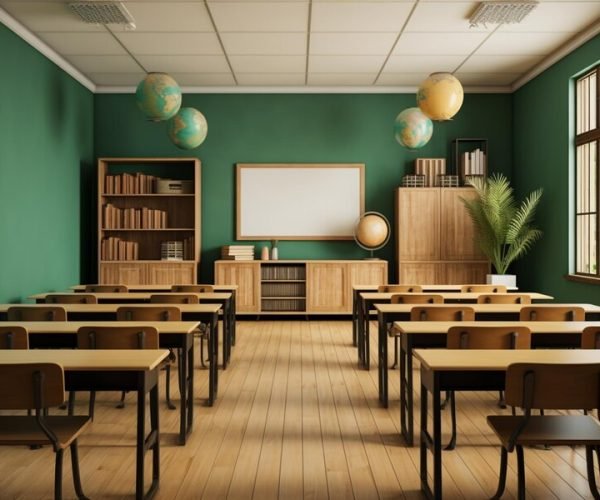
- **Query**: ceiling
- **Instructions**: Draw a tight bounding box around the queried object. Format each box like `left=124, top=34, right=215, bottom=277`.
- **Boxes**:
left=1, top=0, right=599, bottom=92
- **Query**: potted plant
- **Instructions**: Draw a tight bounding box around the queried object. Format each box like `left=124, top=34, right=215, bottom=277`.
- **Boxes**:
left=461, top=173, right=543, bottom=287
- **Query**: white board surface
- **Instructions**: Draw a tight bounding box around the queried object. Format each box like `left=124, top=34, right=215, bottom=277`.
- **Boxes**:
left=237, top=164, right=365, bottom=240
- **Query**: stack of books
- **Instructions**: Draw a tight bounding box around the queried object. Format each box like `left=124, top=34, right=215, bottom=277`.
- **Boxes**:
left=221, top=245, right=255, bottom=260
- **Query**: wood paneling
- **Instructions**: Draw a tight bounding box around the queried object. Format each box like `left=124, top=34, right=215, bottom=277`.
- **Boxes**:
left=147, top=263, right=196, bottom=285
left=100, top=263, right=146, bottom=285
left=215, top=261, right=261, bottom=313
left=397, top=188, right=440, bottom=261
left=306, top=263, right=347, bottom=312
left=441, top=188, right=487, bottom=260
left=444, top=262, right=490, bottom=284
left=399, top=262, right=439, bottom=284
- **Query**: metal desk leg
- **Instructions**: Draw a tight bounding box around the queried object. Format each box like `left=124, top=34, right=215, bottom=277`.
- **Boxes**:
left=421, top=373, right=442, bottom=500
left=177, top=335, right=194, bottom=445
left=208, top=312, right=219, bottom=406
left=378, top=311, right=388, bottom=407
left=352, top=290, right=358, bottom=347
left=364, top=299, right=371, bottom=370
left=357, top=296, right=364, bottom=366
left=400, top=336, right=414, bottom=446
left=231, top=291, right=237, bottom=346
left=136, top=371, right=160, bottom=499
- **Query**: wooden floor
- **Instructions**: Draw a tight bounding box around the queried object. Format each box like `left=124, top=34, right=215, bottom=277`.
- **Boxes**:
left=1, top=320, right=597, bottom=499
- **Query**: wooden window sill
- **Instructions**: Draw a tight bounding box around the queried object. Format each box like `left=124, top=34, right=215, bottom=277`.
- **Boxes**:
left=564, top=274, right=600, bottom=285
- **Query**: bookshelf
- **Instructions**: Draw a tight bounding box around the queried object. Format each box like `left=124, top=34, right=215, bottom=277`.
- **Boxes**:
left=98, top=157, right=200, bottom=285
left=261, top=262, right=307, bottom=312
left=452, top=138, right=488, bottom=186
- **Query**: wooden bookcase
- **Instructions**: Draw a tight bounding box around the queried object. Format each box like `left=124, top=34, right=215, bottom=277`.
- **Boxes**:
left=98, top=157, right=200, bottom=285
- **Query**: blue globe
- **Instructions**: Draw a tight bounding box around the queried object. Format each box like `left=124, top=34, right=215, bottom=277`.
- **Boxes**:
left=167, top=108, right=208, bottom=150
left=136, top=72, right=182, bottom=121
left=394, top=107, right=433, bottom=149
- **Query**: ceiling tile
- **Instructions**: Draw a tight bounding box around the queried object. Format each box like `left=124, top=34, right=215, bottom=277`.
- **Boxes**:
left=310, top=33, right=397, bottom=55
left=393, top=32, right=488, bottom=55
left=384, top=55, right=466, bottom=73
left=37, top=32, right=127, bottom=55
left=135, top=55, right=231, bottom=73
left=208, top=2, right=308, bottom=32
left=89, top=72, right=147, bottom=86
left=114, top=32, right=223, bottom=55
left=375, top=72, right=426, bottom=86
left=221, top=33, right=306, bottom=55
left=1, top=2, right=104, bottom=31
left=124, top=3, right=214, bottom=32
left=406, top=2, right=491, bottom=33
left=458, top=54, right=545, bottom=73
left=237, top=73, right=305, bottom=85
left=65, top=55, right=142, bottom=73
left=229, top=55, right=305, bottom=73
left=309, top=55, right=386, bottom=73
left=311, top=2, right=413, bottom=32
left=477, top=32, right=574, bottom=56
left=498, top=2, right=600, bottom=32
left=453, top=72, right=522, bottom=86
left=169, top=73, right=237, bottom=86
left=307, top=73, right=376, bottom=85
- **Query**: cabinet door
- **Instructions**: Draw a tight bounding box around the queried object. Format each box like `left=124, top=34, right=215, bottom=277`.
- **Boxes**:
left=306, top=263, right=347, bottom=313
left=398, top=263, right=440, bottom=285
left=440, top=189, right=487, bottom=261
left=442, top=262, right=489, bottom=284
left=147, top=263, right=196, bottom=285
left=100, top=263, right=146, bottom=285
left=215, top=262, right=260, bottom=313
left=347, top=261, right=388, bottom=308
left=397, top=188, right=440, bottom=261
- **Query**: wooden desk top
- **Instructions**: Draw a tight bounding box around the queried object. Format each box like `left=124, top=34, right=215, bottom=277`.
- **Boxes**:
left=375, top=303, right=600, bottom=314
left=0, top=349, right=169, bottom=371
left=70, top=284, right=238, bottom=292
left=362, top=292, right=552, bottom=301
left=393, top=321, right=600, bottom=335
left=0, top=303, right=222, bottom=314
left=1, top=321, right=200, bottom=335
left=352, top=284, right=519, bottom=292
left=29, top=292, right=232, bottom=301
left=415, top=349, right=600, bottom=371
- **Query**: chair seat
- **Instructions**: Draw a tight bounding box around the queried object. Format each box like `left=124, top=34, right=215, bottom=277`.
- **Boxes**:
left=0, top=415, right=91, bottom=449
left=487, top=414, right=600, bottom=447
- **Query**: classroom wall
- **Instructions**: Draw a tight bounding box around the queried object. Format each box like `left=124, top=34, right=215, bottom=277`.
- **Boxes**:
left=513, top=34, right=600, bottom=301
left=0, top=23, right=94, bottom=303
left=94, top=92, right=513, bottom=282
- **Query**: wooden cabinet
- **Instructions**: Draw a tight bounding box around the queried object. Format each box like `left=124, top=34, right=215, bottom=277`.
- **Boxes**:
left=396, top=188, right=489, bottom=284
left=98, top=158, right=201, bottom=285
left=306, top=262, right=347, bottom=313
left=215, top=261, right=260, bottom=313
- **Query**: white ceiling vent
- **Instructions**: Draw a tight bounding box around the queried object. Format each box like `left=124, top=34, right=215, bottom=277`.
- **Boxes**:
left=469, top=1, right=538, bottom=27
left=68, top=1, right=136, bottom=30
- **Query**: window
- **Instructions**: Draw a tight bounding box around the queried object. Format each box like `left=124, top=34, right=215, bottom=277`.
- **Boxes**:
left=575, top=65, right=599, bottom=278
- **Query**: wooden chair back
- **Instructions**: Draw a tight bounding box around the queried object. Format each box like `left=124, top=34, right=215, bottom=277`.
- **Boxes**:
left=7, top=306, right=67, bottom=322
left=0, top=363, right=64, bottom=410
left=150, top=294, right=199, bottom=304
left=116, top=305, right=182, bottom=322
left=410, top=306, right=475, bottom=322
left=461, top=284, right=508, bottom=293
left=0, top=326, right=28, bottom=349
left=519, top=306, right=585, bottom=321
left=581, top=327, right=600, bottom=349
left=84, top=284, right=128, bottom=293
left=447, top=326, right=532, bottom=350
left=477, top=294, right=531, bottom=304
left=77, top=326, right=159, bottom=350
left=171, top=285, right=214, bottom=293
left=45, top=294, right=98, bottom=304
left=505, top=363, right=600, bottom=410
left=390, top=294, right=443, bottom=304
left=378, top=285, right=423, bottom=293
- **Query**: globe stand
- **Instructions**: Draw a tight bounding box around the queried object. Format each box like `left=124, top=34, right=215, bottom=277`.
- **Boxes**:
left=364, top=249, right=380, bottom=260
left=353, top=211, right=391, bottom=260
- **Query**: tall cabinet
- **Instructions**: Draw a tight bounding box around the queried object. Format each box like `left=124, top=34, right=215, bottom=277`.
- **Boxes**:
left=395, top=187, right=489, bottom=284
left=98, top=157, right=200, bottom=285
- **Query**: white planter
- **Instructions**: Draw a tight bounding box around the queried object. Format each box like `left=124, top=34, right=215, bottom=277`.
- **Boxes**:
left=486, top=274, right=517, bottom=288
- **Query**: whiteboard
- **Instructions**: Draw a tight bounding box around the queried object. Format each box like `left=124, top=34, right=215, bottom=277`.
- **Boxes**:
left=236, top=164, right=365, bottom=240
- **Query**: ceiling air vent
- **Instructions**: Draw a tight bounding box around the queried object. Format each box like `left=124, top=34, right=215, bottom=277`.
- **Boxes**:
left=68, top=1, right=136, bottom=29
left=469, top=1, right=538, bottom=27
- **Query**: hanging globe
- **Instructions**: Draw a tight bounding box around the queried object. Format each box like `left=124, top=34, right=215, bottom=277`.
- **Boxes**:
left=135, top=72, right=182, bottom=121
left=394, top=107, right=433, bottom=150
left=417, top=72, right=464, bottom=121
left=167, top=107, right=208, bottom=150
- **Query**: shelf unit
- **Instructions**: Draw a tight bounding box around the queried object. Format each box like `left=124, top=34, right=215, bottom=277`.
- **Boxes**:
left=97, top=157, right=200, bottom=285
left=452, top=138, right=488, bottom=186
left=260, top=262, right=306, bottom=312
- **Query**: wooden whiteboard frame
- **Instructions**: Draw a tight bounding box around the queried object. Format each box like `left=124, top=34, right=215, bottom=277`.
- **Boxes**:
left=236, top=163, right=365, bottom=240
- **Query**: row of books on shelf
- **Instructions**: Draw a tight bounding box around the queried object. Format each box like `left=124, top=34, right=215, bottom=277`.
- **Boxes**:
left=261, top=282, right=305, bottom=297
left=261, top=298, right=306, bottom=312
left=261, top=265, right=306, bottom=281
left=103, top=204, right=167, bottom=229
left=105, top=172, right=158, bottom=194
left=461, top=149, right=487, bottom=176
left=221, top=245, right=255, bottom=260
left=101, top=237, right=139, bottom=261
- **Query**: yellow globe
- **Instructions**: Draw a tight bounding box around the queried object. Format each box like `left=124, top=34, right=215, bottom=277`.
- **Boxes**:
left=356, top=214, right=389, bottom=248
left=417, top=72, right=464, bottom=121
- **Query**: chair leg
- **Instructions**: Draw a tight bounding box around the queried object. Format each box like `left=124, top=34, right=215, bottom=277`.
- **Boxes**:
left=115, top=391, right=125, bottom=410
left=516, top=445, right=526, bottom=500
left=445, top=391, right=457, bottom=450
left=441, top=390, right=450, bottom=410
left=498, top=390, right=507, bottom=409
left=585, top=445, right=600, bottom=499
left=88, top=392, right=96, bottom=419
left=68, top=392, right=76, bottom=416
left=165, top=364, right=176, bottom=410
left=70, top=440, right=89, bottom=500
left=491, top=447, right=508, bottom=499
left=390, top=336, right=399, bottom=369
left=200, top=337, right=207, bottom=368
left=54, top=448, right=64, bottom=500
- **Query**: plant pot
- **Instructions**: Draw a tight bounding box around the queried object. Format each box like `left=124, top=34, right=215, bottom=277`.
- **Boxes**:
left=486, top=274, right=517, bottom=288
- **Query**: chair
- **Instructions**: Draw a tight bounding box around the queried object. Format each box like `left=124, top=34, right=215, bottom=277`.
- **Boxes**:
left=477, top=294, right=531, bottom=304
left=7, top=306, right=67, bottom=322
left=0, top=363, right=90, bottom=499
left=445, top=326, right=532, bottom=450
left=84, top=284, right=128, bottom=293
left=409, top=305, right=475, bottom=322
left=487, top=363, right=600, bottom=500
left=171, top=285, right=214, bottom=293
left=378, top=284, right=423, bottom=293
left=0, top=326, right=28, bottom=349
left=74, top=326, right=160, bottom=418
left=519, top=305, right=585, bottom=321
left=45, top=294, right=97, bottom=304
left=116, top=306, right=182, bottom=409
left=461, top=284, right=508, bottom=293
left=582, top=327, right=600, bottom=349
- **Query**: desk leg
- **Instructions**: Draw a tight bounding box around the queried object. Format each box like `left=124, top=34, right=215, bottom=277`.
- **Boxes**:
left=364, top=301, right=371, bottom=370
left=378, top=312, right=388, bottom=407
left=357, top=297, right=364, bottom=367
left=400, top=336, right=414, bottom=446
left=231, top=291, right=237, bottom=346
left=352, top=290, right=358, bottom=347
left=222, top=307, right=228, bottom=370
left=208, top=313, right=219, bottom=406
left=136, top=372, right=160, bottom=499
left=177, top=336, right=194, bottom=445
left=421, top=374, right=442, bottom=500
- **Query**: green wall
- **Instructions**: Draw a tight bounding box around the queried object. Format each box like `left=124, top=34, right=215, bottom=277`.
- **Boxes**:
left=0, top=23, right=94, bottom=302
left=94, top=92, right=512, bottom=282
left=513, top=34, right=600, bottom=301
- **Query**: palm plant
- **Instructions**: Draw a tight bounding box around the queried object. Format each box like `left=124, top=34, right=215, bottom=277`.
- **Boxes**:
left=461, top=174, right=543, bottom=275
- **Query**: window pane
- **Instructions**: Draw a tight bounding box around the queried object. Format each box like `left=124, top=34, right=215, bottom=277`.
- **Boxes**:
left=577, top=214, right=591, bottom=273
left=577, top=70, right=597, bottom=134
left=590, top=214, right=598, bottom=275
left=577, top=142, right=591, bottom=213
